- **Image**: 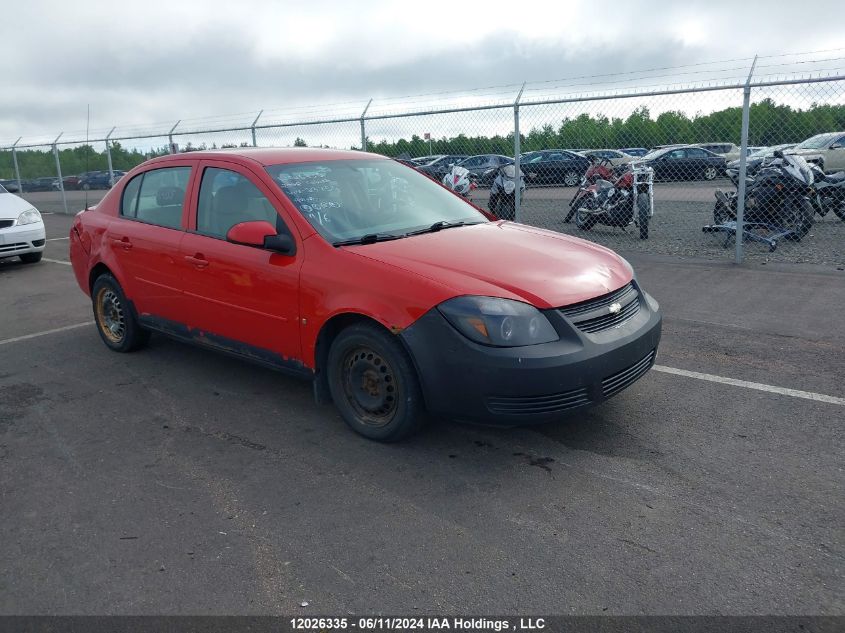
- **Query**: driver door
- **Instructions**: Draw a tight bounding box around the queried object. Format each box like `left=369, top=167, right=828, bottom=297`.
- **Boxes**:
left=178, top=160, right=304, bottom=370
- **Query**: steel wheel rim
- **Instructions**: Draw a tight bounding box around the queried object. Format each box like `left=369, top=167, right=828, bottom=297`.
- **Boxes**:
left=341, top=346, right=397, bottom=427
left=96, top=287, right=126, bottom=343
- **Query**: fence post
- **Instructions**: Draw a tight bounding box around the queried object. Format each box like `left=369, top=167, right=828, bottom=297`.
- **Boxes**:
left=168, top=120, right=180, bottom=154
left=52, top=133, right=68, bottom=214
left=11, top=137, right=22, bottom=194
left=360, top=99, right=373, bottom=152
left=735, top=55, right=757, bottom=264
left=250, top=110, right=263, bottom=147
left=514, top=83, right=526, bottom=223
left=105, top=127, right=116, bottom=186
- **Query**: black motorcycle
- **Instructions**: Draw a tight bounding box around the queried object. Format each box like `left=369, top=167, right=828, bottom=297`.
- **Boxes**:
left=712, top=151, right=815, bottom=243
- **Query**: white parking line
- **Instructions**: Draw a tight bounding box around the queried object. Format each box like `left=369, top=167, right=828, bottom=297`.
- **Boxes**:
left=653, top=365, right=845, bottom=406
left=42, top=258, right=71, bottom=266
left=46, top=237, right=69, bottom=241
left=0, top=321, right=93, bottom=346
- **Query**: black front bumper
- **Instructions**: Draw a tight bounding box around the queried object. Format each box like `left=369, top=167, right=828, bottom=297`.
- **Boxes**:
left=400, top=284, right=662, bottom=425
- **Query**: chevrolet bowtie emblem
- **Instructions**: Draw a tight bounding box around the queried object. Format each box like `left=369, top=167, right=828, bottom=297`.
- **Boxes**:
left=608, top=302, right=622, bottom=314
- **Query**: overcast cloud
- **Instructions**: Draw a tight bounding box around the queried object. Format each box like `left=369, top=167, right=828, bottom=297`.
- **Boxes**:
left=2, top=0, right=844, bottom=145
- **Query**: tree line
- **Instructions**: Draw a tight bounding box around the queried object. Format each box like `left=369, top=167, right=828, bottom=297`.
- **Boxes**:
left=3, top=99, right=843, bottom=179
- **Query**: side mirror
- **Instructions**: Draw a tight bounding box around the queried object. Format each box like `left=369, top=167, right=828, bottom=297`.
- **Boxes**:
left=831, top=142, right=844, bottom=150
left=227, top=220, right=276, bottom=247
left=264, top=233, right=296, bottom=255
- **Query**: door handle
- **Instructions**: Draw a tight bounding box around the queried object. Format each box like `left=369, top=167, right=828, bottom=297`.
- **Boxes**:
left=184, top=254, right=209, bottom=269
left=111, top=236, right=132, bottom=250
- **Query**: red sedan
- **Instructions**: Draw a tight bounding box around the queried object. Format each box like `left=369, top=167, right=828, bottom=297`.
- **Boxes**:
left=69, top=148, right=661, bottom=441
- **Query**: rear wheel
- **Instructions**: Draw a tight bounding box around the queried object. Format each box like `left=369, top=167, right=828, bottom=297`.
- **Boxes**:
left=703, top=166, right=718, bottom=181
left=19, top=252, right=43, bottom=264
left=327, top=323, right=426, bottom=442
left=91, top=274, right=149, bottom=352
left=563, top=170, right=580, bottom=187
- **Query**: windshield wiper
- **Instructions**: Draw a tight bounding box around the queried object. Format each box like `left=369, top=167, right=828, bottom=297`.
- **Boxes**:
left=332, top=233, right=405, bottom=247
left=405, top=220, right=480, bottom=237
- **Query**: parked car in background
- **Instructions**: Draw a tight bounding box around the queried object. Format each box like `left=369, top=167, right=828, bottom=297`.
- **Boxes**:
left=21, top=177, right=60, bottom=192
left=416, top=155, right=469, bottom=180
left=639, top=146, right=726, bottom=181
left=411, top=155, right=441, bottom=166
left=0, top=179, right=20, bottom=193
left=0, top=184, right=45, bottom=263
left=521, top=149, right=591, bottom=187
left=68, top=147, right=662, bottom=441
left=789, top=132, right=845, bottom=172
left=457, top=154, right=513, bottom=185
left=78, top=170, right=124, bottom=190
left=619, top=147, right=648, bottom=157
left=580, top=149, right=635, bottom=166
left=695, top=143, right=741, bottom=161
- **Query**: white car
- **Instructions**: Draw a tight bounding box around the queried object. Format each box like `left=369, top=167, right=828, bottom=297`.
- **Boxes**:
left=0, top=184, right=46, bottom=263
left=788, top=132, right=845, bottom=173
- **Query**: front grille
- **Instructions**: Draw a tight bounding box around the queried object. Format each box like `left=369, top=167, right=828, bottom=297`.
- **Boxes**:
left=487, top=386, right=591, bottom=415
left=0, top=242, right=28, bottom=254
left=0, top=220, right=14, bottom=229
left=558, top=282, right=641, bottom=334
left=31, top=238, right=45, bottom=247
left=602, top=350, right=656, bottom=399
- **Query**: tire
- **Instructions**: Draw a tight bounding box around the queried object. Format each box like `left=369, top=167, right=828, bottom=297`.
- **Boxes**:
left=91, top=273, right=150, bottom=352
left=783, top=199, right=814, bottom=241
left=703, top=166, right=718, bottom=181
left=82, top=183, right=91, bottom=191
left=574, top=205, right=597, bottom=231
left=563, top=171, right=580, bottom=187
left=637, top=195, right=650, bottom=240
left=19, top=252, right=43, bottom=264
left=713, top=201, right=731, bottom=224
left=327, top=322, right=426, bottom=442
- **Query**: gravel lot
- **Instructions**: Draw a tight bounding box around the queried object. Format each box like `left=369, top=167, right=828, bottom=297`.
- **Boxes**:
left=0, top=212, right=843, bottom=615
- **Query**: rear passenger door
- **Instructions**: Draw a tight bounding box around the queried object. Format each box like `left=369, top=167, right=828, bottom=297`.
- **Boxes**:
left=178, top=161, right=304, bottom=369
left=105, top=164, right=192, bottom=322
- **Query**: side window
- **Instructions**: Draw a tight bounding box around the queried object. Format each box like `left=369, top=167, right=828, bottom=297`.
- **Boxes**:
left=196, top=167, right=279, bottom=239
left=120, top=174, right=142, bottom=218
left=667, top=149, right=687, bottom=159
left=134, top=167, right=191, bottom=229
left=687, top=148, right=708, bottom=158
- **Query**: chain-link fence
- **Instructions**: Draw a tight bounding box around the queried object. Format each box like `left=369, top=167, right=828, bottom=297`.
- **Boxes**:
left=2, top=70, right=843, bottom=265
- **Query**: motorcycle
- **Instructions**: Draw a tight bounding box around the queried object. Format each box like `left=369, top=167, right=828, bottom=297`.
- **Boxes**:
left=808, top=163, right=845, bottom=221
left=711, top=151, right=815, bottom=246
left=488, top=164, right=525, bottom=220
left=566, top=158, right=654, bottom=240
left=442, top=165, right=476, bottom=199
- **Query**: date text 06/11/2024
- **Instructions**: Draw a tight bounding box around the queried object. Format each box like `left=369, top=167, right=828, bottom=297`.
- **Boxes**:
left=289, top=617, right=547, bottom=631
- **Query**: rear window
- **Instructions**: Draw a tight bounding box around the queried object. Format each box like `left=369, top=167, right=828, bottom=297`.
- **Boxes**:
left=120, top=167, right=191, bottom=230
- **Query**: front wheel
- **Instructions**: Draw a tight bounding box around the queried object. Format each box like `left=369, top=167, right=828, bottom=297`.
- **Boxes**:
left=327, top=323, right=426, bottom=442
left=575, top=205, right=597, bottom=231
left=637, top=195, right=650, bottom=240
left=91, top=274, right=150, bottom=352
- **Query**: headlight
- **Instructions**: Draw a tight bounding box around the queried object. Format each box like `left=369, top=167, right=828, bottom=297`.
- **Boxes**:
left=438, top=296, right=559, bottom=347
left=16, top=208, right=42, bottom=225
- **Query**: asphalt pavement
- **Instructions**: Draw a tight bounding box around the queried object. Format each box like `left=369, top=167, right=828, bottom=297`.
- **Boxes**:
left=0, top=213, right=843, bottom=615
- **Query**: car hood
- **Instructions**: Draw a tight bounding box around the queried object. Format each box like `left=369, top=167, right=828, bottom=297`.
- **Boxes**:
left=345, top=222, right=632, bottom=309
left=0, top=193, right=36, bottom=220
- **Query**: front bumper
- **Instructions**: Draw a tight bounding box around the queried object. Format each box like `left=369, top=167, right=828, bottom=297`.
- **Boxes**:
left=0, top=222, right=46, bottom=259
left=400, top=285, right=662, bottom=425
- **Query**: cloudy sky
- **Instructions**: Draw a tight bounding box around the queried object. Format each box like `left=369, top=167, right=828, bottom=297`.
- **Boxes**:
left=2, top=0, right=844, bottom=147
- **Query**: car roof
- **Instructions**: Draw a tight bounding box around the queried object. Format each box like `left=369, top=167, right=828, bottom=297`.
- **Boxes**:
left=143, top=147, right=385, bottom=168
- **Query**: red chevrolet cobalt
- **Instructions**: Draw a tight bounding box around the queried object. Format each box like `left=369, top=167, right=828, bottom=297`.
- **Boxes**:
left=70, top=148, right=661, bottom=441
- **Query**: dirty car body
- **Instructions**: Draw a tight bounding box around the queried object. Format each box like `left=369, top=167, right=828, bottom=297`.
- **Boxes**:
left=69, top=148, right=661, bottom=440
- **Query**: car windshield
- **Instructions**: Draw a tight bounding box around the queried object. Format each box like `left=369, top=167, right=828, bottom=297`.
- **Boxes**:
left=267, top=159, right=488, bottom=243
left=795, top=133, right=838, bottom=149
left=0, top=184, right=7, bottom=194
